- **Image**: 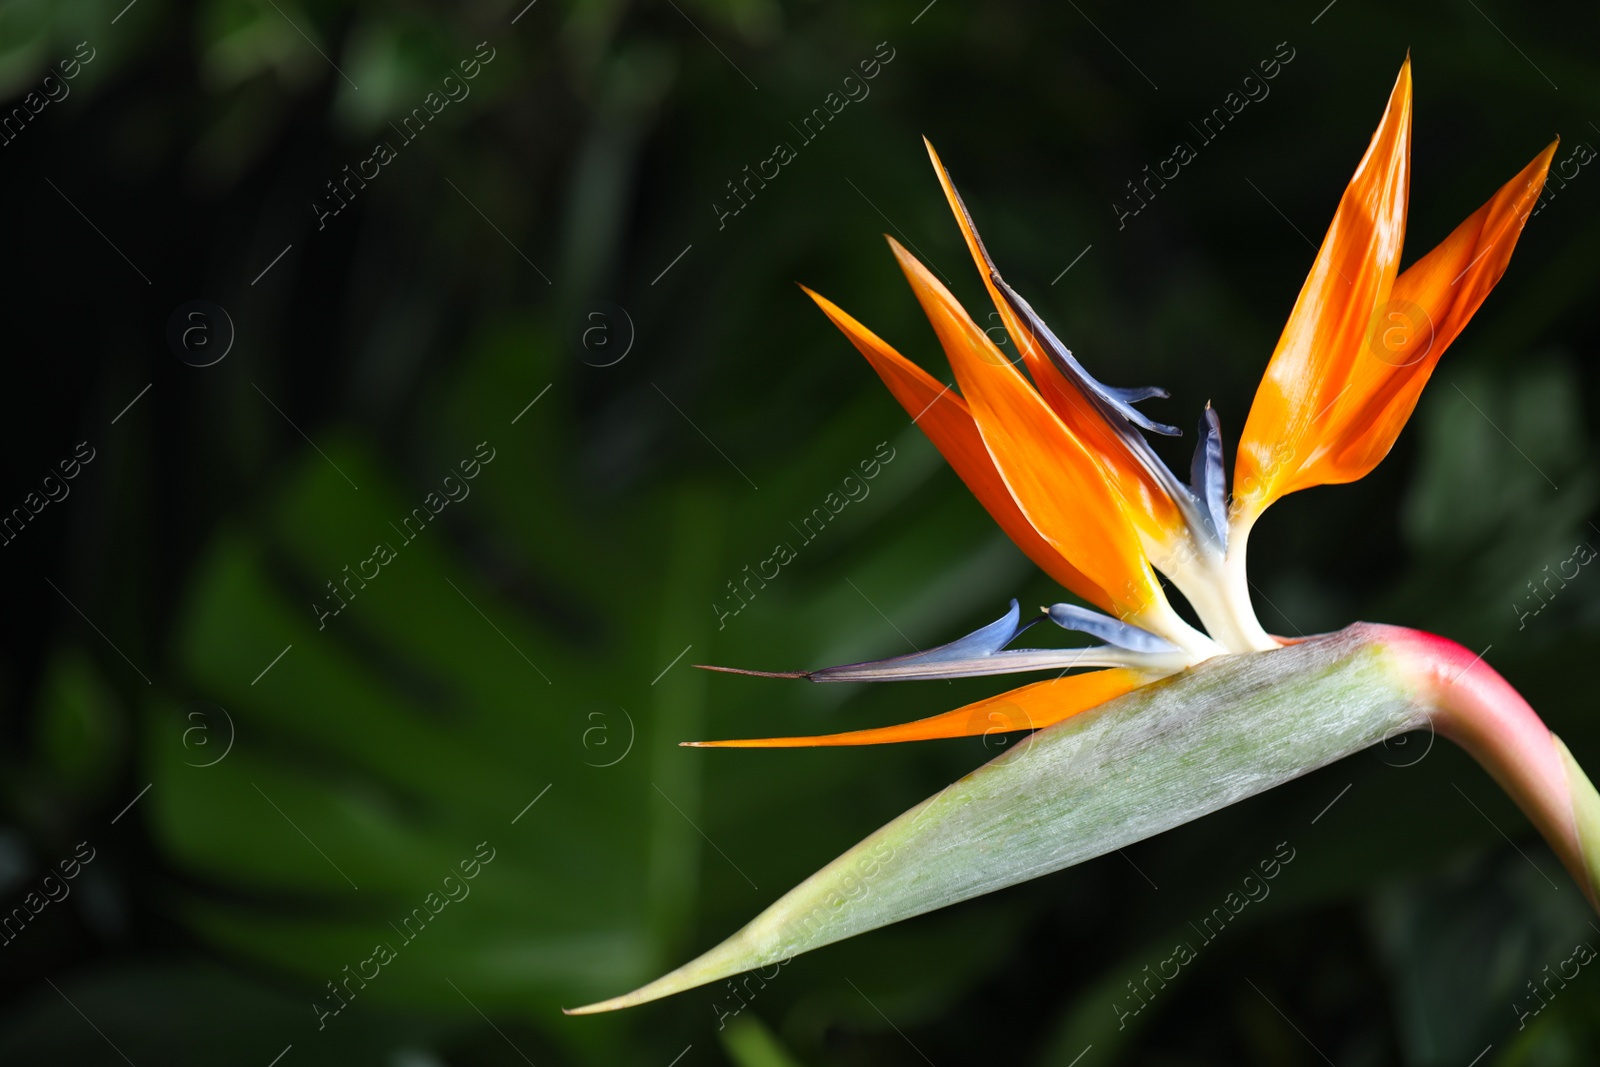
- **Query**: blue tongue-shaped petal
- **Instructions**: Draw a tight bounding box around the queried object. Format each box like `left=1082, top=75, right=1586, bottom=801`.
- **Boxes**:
left=991, top=274, right=1180, bottom=437
left=697, top=600, right=1033, bottom=681
left=805, top=599, right=1042, bottom=681
left=907, top=596, right=1031, bottom=660
left=1102, top=384, right=1171, bottom=405
left=697, top=600, right=1181, bottom=683
left=1188, top=404, right=1228, bottom=546
left=1046, top=604, right=1182, bottom=654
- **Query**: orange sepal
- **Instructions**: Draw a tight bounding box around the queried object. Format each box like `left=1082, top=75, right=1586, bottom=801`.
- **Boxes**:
left=888, top=237, right=1163, bottom=622
left=1327, top=141, right=1557, bottom=478
left=1234, top=59, right=1412, bottom=519
left=923, top=138, right=1186, bottom=547
left=683, top=668, right=1144, bottom=748
left=802, top=286, right=1105, bottom=605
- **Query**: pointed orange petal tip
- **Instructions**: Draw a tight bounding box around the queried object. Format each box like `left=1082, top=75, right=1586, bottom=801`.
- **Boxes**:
left=1232, top=56, right=1413, bottom=518
left=1317, top=134, right=1560, bottom=480
left=923, top=126, right=1194, bottom=555
left=800, top=277, right=1112, bottom=606
left=683, top=670, right=1144, bottom=748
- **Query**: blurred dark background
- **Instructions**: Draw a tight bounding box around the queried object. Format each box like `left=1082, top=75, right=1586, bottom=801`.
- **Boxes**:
left=1, top=0, right=1598, bottom=1063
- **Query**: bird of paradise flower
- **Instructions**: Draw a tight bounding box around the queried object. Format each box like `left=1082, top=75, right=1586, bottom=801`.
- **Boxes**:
left=569, top=58, right=1599, bottom=1015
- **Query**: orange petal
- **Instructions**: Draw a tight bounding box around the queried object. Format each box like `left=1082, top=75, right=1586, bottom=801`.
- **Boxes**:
left=1327, top=141, right=1556, bottom=479
left=888, top=237, right=1165, bottom=624
left=923, top=139, right=1186, bottom=548
left=1234, top=59, right=1412, bottom=520
left=683, top=669, right=1144, bottom=747
left=802, top=286, right=1106, bottom=606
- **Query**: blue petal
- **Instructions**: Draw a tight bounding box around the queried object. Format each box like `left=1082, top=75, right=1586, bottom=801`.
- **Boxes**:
left=1046, top=604, right=1182, bottom=654
left=806, top=599, right=1037, bottom=681
left=805, top=646, right=1128, bottom=683
left=1101, top=384, right=1171, bottom=405
left=991, top=275, right=1181, bottom=437
left=1188, top=404, right=1228, bottom=547
left=931, top=165, right=1224, bottom=556
left=701, top=600, right=1151, bottom=683
left=919, top=597, right=1031, bottom=660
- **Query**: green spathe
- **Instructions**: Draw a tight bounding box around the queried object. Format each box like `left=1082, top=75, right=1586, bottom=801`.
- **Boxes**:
left=570, top=625, right=1425, bottom=1013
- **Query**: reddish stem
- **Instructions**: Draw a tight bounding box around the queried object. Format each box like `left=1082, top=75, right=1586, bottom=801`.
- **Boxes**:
left=1378, top=623, right=1600, bottom=912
